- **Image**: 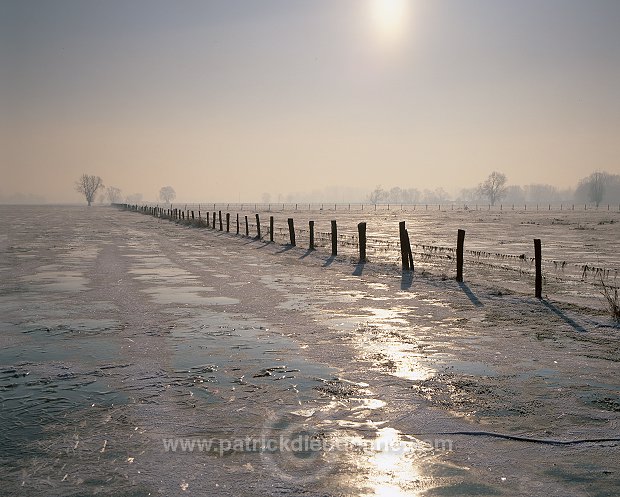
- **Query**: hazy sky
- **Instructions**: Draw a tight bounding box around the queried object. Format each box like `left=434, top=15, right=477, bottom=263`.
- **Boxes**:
left=1, top=0, right=619, bottom=203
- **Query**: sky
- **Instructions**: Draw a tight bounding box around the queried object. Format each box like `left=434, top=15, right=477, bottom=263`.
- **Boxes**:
left=1, top=0, right=619, bottom=203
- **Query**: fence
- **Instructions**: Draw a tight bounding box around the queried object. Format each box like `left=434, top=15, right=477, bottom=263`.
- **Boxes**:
left=124, top=202, right=620, bottom=213
left=115, top=203, right=619, bottom=300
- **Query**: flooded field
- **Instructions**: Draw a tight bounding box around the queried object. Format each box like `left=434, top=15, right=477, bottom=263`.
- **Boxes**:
left=1, top=205, right=618, bottom=496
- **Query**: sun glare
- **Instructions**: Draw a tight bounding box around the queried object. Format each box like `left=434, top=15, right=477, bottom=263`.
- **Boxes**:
left=369, top=0, right=410, bottom=43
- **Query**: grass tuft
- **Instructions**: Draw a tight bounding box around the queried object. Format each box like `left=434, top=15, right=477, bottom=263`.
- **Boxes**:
left=191, top=218, right=208, bottom=228
left=599, top=276, right=620, bottom=323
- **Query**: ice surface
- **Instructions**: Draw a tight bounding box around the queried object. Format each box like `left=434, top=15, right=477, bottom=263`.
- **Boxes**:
left=0, top=205, right=618, bottom=496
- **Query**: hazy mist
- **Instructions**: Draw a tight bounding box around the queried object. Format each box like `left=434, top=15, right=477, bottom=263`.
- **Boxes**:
left=2, top=0, right=619, bottom=204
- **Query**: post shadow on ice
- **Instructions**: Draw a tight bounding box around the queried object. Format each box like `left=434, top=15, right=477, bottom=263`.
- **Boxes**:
left=540, top=300, right=588, bottom=333
left=458, top=282, right=483, bottom=307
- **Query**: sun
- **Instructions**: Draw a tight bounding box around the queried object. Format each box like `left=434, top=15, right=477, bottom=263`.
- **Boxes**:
left=369, top=0, right=410, bottom=43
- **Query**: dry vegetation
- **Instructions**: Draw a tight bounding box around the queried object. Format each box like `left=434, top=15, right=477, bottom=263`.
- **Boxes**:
left=600, top=276, right=620, bottom=323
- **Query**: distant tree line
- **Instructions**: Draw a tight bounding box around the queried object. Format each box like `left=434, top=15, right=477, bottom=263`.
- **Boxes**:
left=368, top=186, right=450, bottom=205
left=368, top=171, right=620, bottom=206
left=75, top=171, right=619, bottom=207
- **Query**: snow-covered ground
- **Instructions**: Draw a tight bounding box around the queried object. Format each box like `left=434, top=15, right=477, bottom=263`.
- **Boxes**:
left=1, top=205, right=618, bottom=496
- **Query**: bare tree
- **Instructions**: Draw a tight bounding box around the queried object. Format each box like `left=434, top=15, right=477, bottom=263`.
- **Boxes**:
left=575, top=171, right=614, bottom=207
left=389, top=187, right=403, bottom=203
left=159, top=186, right=176, bottom=204
left=588, top=171, right=605, bottom=207
left=75, top=174, right=104, bottom=206
left=368, top=185, right=387, bottom=204
left=432, top=187, right=450, bottom=202
left=478, top=171, right=507, bottom=206
left=402, top=187, right=420, bottom=204
left=106, top=186, right=122, bottom=204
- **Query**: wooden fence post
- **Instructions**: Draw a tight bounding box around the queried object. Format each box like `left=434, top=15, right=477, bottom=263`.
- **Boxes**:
left=256, top=213, right=261, bottom=239
left=288, top=218, right=296, bottom=246
left=212, top=212, right=216, bottom=229
left=236, top=213, right=239, bottom=235
left=219, top=211, right=223, bottom=231
left=404, top=228, right=414, bottom=270
left=309, top=220, right=315, bottom=250
left=399, top=222, right=407, bottom=269
left=331, top=220, right=337, bottom=256
left=456, top=229, right=465, bottom=282
left=399, top=221, right=413, bottom=270
left=358, top=222, right=366, bottom=263
left=226, top=213, right=230, bottom=232
left=245, top=216, right=249, bottom=236
left=269, top=216, right=274, bottom=242
left=534, top=239, right=542, bottom=298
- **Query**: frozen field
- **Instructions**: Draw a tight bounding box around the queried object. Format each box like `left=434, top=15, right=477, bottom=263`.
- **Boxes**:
left=163, top=203, right=620, bottom=307
left=0, top=205, right=618, bottom=496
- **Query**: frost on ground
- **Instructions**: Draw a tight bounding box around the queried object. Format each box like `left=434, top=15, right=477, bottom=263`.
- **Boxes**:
left=0, top=205, right=618, bottom=497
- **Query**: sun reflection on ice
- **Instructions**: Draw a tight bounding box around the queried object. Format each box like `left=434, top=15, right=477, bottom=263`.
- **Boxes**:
left=366, top=427, right=431, bottom=496
left=352, top=307, right=437, bottom=383
left=381, top=345, right=435, bottom=382
left=284, top=391, right=437, bottom=494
